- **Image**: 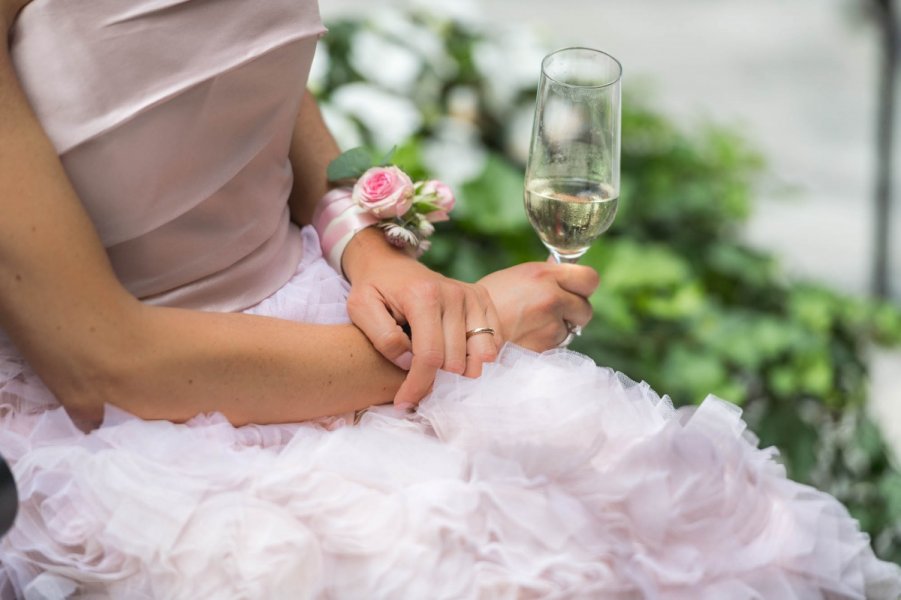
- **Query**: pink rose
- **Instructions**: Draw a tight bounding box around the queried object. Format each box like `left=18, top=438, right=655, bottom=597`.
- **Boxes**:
left=420, top=180, right=455, bottom=223
left=352, top=167, right=415, bottom=218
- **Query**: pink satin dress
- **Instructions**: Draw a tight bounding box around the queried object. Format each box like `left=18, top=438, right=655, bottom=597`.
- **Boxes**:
left=12, top=0, right=322, bottom=311
left=0, top=1, right=899, bottom=598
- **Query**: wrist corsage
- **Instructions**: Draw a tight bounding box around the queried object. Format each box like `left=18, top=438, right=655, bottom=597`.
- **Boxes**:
left=318, top=147, right=455, bottom=263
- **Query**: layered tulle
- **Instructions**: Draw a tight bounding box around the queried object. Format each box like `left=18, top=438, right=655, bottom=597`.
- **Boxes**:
left=0, top=229, right=899, bottom=599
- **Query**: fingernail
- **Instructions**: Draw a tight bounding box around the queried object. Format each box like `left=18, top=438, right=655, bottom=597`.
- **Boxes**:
left=395, top=402, right=414, bottom=412
left=392, top=351, right=413, bottom=371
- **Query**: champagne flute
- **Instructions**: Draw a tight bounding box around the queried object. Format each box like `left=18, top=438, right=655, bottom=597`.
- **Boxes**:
left=524, top=47, right=621, bottom=341
left=525, top=47, right=621, bottom=263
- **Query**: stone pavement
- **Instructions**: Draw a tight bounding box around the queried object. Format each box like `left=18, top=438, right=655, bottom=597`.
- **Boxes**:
left=322, top=0, right=901, bottom=455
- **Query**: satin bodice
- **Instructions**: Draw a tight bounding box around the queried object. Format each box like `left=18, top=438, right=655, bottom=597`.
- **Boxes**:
left=9, top=0, right=325, bottom=311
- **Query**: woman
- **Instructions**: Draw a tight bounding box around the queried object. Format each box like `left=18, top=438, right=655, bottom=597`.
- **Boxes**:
left=0, top=0, right=899, bottom=597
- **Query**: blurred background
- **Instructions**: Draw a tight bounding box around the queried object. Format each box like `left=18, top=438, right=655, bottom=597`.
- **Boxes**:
left=317, top=0, right=901, bottom=561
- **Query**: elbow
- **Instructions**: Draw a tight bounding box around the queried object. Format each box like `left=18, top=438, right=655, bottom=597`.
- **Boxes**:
left=16, top=300, right=152, bottom=426
left=52, top=358, right=127, bottom=426
left=48, top=324, right=150, bottom=426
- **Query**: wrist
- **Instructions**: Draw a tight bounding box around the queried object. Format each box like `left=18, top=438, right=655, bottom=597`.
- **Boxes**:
left=342, top=227, right=416, bottom=283
left=478, top=276, right=515, bottom=343
left=319, top=149, right=456, bottom=274
left=312, top=188, right=379, bottom=274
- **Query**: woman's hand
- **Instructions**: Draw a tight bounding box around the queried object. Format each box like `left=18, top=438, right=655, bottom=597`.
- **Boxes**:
left=343, top=229, right=503, bottom=408
left=286, top=93, right=505, bottom=408
left=478, top=261, right=599, bottom=352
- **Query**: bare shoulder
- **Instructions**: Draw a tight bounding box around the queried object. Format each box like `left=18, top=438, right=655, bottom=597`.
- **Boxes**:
left=2, top=0, right=34, bottom=33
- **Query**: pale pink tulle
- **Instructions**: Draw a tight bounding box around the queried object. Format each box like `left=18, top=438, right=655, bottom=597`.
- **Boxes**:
left=0, top=228, right=898, bottom=599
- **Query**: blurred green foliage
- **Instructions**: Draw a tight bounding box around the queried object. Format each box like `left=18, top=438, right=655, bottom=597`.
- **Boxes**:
left=314, top=7, right=901, bottom=562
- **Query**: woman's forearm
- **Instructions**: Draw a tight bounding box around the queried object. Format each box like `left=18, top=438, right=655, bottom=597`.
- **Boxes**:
left=59, top=304, right=405, bottom=426
left=0, top=44, right=403, bottom=427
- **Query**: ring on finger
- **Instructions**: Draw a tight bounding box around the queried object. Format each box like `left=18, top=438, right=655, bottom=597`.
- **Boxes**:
left=557, top=321, right=579, bottom=348
left=465, top=327, right=496, bottom=340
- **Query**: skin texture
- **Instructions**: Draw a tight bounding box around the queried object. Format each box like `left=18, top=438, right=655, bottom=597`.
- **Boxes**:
left=286, top=93, right=506, bottom=406
left=0, top=3, right=599, bottom=425
left=478, top=260, right=597, bottom=352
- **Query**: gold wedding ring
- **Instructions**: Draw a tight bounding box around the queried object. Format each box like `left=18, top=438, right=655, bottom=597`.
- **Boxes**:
left=465, top=327, right=496, bottom=340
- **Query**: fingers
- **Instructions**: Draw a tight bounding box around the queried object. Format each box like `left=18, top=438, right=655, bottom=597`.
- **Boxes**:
left=463, top=285, right=500, bottom=378
left=346, top=287, right=412, bottom=370
left=551, top=263, right=600, bottom=298
left=350, top=274, right=503, bottom=409
left=393, top=286, right=445, bottom=407
left=442, top=287, right=467, bottom=375
left=535, top=267, right=594, bottom=350
left=560, top=291, right=594, bottom=328
left=530, top=295, right=589, bottom=352
left=393, top=281, right=501, bottom=407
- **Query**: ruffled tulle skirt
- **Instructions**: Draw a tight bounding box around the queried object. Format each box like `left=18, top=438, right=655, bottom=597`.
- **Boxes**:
left=0, top=228, right=899, bottom=599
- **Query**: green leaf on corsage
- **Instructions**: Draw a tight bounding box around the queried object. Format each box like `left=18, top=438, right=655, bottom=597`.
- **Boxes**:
left=327, top=147, right=374, bottom=183
left=412, top=200, right=443, bottom=213
left=377, top=146, right=397, bottom=167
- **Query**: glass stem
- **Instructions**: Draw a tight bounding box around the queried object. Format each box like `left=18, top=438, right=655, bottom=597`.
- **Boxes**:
left=550, top=249, right=584, bottom=265
left=550, top=250, right=583, bottom=336
left=556, top=255, right=582, bottom=265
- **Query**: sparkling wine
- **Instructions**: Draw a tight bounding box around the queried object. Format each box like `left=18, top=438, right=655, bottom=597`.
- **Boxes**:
left=524, top=177, right=618, bottom=258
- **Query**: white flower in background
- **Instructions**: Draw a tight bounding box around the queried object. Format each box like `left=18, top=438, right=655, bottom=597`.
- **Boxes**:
left=473, top=28, right=548, bottom=115
left=318, top=103, right=364, bottom=151
left=446, top=86, right=480, bottom=124
left=330, top=83, right=423, bottom=150
left=422, top=118, right=487, bottom=185
left=542, top=96, right=584, bottom=146
left=404, top=0, right=480, bottom=27
left=307, top=41, right=330, bottom=94
left=505, top=103, right=535, bottom=165
left=350, top=29, right=422, bottom=95
left=370, top=8, right=457, bottom=79
left=409, top=70, right=444, bottom=116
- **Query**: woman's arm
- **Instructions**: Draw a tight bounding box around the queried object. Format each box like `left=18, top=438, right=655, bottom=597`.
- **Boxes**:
left=284, top=92, right=601, bottom=400
left=285, top=91, right=339, bottom=226
left=286, top=91, right=503, bottom=406
left=0, top=28, right=403, bottom=426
